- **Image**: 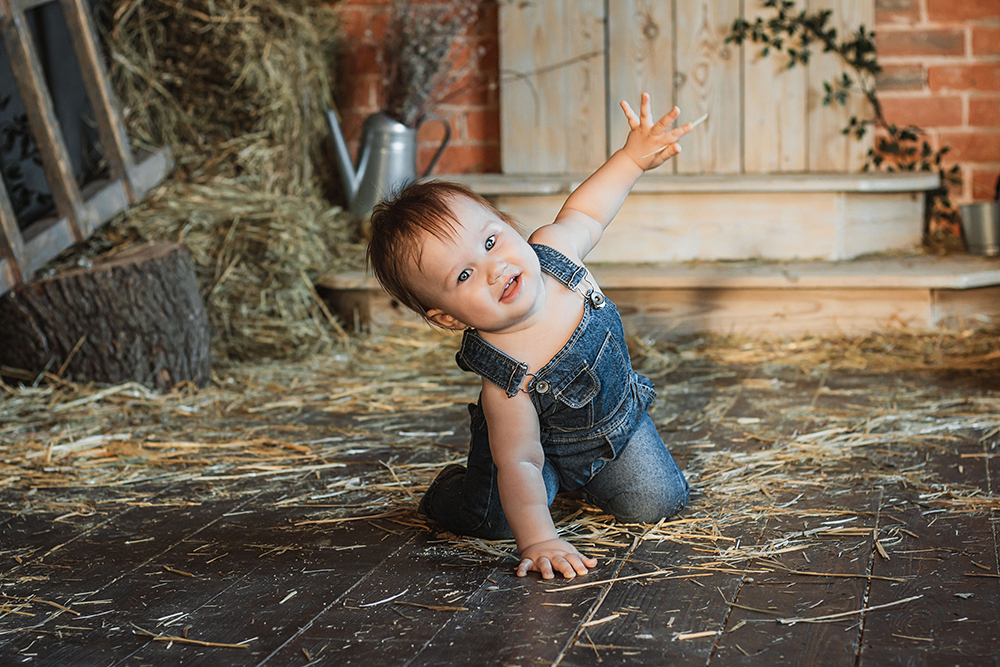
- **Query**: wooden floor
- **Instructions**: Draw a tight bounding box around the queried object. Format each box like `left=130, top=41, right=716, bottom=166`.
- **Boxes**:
left=1, top=347, right=998, bottom=666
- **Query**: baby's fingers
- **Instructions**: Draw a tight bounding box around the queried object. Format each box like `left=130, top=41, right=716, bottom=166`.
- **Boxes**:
left=652, top=105, right=681, bottom=133
left=620, top=100, right=640, bottom=129
left=562, top=554, right=595, bottom=577
left=518, top=557, right=557, bottom=579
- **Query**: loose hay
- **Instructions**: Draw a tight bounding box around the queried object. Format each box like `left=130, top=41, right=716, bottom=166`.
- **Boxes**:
left=1, top=326, right=998, bottom=574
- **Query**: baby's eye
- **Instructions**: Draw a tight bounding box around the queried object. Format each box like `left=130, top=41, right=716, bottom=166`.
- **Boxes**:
left=485, top=235, right=496, bottom=250
left=458, top=269, right=471, bottom=283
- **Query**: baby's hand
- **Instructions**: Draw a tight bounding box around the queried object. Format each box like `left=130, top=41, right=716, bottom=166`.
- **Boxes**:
left=517, top=538, right=597, bottom=579
left=620, top=92, right=693, bottom=170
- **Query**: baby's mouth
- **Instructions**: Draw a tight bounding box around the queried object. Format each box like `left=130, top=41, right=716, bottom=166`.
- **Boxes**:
left=500, top=274, right=520, bottom=301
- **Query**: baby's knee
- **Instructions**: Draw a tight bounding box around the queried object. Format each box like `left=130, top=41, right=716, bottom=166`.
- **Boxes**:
left=609, top=479, right=689, bottom=524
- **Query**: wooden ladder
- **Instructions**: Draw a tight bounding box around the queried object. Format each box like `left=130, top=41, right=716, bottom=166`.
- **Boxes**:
left=0, top=0, right=172, bottom=296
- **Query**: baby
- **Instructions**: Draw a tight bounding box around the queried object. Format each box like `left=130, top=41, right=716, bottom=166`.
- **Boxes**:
left=367, top=94, right=691, bottom=580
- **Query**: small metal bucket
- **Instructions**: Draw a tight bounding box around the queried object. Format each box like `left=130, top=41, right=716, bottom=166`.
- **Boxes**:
left=959, top=174, right=1000, bottom=256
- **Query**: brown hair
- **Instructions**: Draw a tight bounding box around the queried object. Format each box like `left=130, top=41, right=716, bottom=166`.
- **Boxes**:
left=366, top=180, right=521, bottom=321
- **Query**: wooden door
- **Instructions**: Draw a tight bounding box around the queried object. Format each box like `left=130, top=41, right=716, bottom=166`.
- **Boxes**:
left=499, top=0, right=873, bottom=175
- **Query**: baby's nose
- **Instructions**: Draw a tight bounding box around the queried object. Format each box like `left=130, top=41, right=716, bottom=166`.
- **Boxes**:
left=490, top=260, right=507, bottom=284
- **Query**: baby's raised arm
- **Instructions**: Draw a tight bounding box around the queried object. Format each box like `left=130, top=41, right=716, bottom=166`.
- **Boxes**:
left=538, top=93, right=692, bottom=260
left=480, top=382, right=597, bottom=579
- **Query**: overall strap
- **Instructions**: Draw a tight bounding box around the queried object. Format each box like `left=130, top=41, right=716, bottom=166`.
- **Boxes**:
left=531, top=244, right=588, bottom=291
left=455, top=329, right=527, bottom=398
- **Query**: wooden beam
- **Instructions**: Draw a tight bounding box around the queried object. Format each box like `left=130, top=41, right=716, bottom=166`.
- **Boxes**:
left=8, top=0, right=50, bottom=15
left=59, top=0, right=137, bottom=202
left=0, top=174, right=25, bottom=284
left=0, top=257, right=14, bottom=293
left=0, top=0, right=86, bottom=240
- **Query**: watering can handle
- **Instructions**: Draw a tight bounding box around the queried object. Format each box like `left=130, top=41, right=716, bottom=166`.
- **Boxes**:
left=417, top=113, right=451, bottom=178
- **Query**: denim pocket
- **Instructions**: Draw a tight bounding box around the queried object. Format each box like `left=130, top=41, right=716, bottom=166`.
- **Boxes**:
left=544, top=332, right=631, bottom=433
left=554, top=362, right=600, bottom=408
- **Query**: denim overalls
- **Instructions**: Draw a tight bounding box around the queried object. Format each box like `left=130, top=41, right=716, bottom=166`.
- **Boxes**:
left=419, top=244, right=688, bottom=539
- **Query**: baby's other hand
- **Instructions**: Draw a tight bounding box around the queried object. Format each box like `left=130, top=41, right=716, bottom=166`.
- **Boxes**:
left=517, top=538, right=597, bottom=579
left=620, top=92, right=693, bottom=170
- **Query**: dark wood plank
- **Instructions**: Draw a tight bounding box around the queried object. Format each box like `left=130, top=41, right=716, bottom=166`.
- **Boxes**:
left=715, top=495, right=877, bottom=665
left=554, top=540, right=746, bottom=667
left=858, top=433, right=1000, bottom=665
left=406, top=567, right=606, bottom=667
left=258, top=530, right=507, bottom=665
left=58, top=0, right=137, bottom=203
left=0, top=493, right=260, bottom=663
left=114, top=514, right=418, bottom=665
left=0, top=3, right=85, bottom=240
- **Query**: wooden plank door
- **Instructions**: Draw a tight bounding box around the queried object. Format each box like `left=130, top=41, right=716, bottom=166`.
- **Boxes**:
left=606, top=0, right=674, bottom=166
left=743, top=1, right=809, bottom=173
left=498, top=0, right=874, bottom=176
left=499, top=0, right=605, bottom=175
left=807, top=0, right=874, bottom=172
left=674, top=0, right=741, bottom=174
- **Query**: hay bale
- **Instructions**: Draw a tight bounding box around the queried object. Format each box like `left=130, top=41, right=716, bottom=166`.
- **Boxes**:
left=101, top=0, right=339, bottom=194
left=69, top=0, right=369, bottom=359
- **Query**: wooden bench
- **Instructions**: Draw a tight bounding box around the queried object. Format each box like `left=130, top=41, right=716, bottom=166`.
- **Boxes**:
left=318, top=254, right=1000, bottom=338
left=444, top=172, right=941, bottom=263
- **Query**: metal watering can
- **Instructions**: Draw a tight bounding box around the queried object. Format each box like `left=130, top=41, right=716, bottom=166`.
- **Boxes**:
left=327, top=110, right=451, bottom=218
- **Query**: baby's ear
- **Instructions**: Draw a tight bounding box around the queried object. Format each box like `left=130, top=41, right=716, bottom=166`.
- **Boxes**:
left=425, top=309, right=466, bottom=330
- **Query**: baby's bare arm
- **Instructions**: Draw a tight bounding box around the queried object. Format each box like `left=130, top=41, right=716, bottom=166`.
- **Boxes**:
left=537, top=93, right=692, bottom=261
left=480, top=383, right=597, bottom=579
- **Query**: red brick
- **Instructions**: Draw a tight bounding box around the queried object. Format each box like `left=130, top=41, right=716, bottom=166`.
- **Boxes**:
left=927, top=0, right=1000, bottom=22
left=463, top=108, right=500, bottom=142
left=929, top=64, right=1000, bottom=91
left=338, top=109, right=369, bottom=144
left=939, top=131, right=1000, bottom=161
left=970, top=95, right=1000, bottom=125
left=439, top=73, right=495, bottom=107
left=876, top=64, right=927, bottom=91
left=421, top=143, right=500, bottom=174
left=341, top=76, right=379, bottom=109
left=339, top=43, right=381, bottom=78
left=971, top=169, right=1000, bottom=200
left=878, top=28, right=966, bottom=57
left=415, top=111, right=459, bottom=143
left=880, top=95, right=964, bottom=127
left=972, top=27, right=1000, bottom=55
left=337, top=6, right=369, bottom=40
left=468, top=2, right=499, bottom=40
left=370, top=9, right=390, bottom=41
left=875, top=0, right=921, bottom=24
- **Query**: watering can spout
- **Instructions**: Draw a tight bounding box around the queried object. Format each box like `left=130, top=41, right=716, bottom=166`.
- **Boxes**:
left=326, top=109, right=363, bottom=206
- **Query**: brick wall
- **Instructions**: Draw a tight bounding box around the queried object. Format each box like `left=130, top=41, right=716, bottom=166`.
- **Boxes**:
left=876, top=0, right=1000, bottom=203
left=332, top=0, right=500, bottom=177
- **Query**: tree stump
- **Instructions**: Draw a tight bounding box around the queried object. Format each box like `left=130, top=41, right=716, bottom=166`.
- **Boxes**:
left=0, top=242, right=211, bottom=390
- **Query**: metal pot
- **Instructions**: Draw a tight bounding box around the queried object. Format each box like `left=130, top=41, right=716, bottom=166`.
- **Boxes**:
left=959, top=174, right=1000, bottom=256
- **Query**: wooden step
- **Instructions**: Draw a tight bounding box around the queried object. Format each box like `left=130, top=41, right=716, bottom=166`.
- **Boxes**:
left=438, top=172, right=940, bottom=263
left=316, top=255, right=1000, bottom=338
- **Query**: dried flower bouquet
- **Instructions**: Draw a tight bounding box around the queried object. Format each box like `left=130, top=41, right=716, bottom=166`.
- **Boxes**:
left=378, top=0, right=482, bottom=128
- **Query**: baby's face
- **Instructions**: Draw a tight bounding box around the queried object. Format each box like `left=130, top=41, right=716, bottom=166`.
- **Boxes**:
left=408, top=196, right=543, bottom=333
